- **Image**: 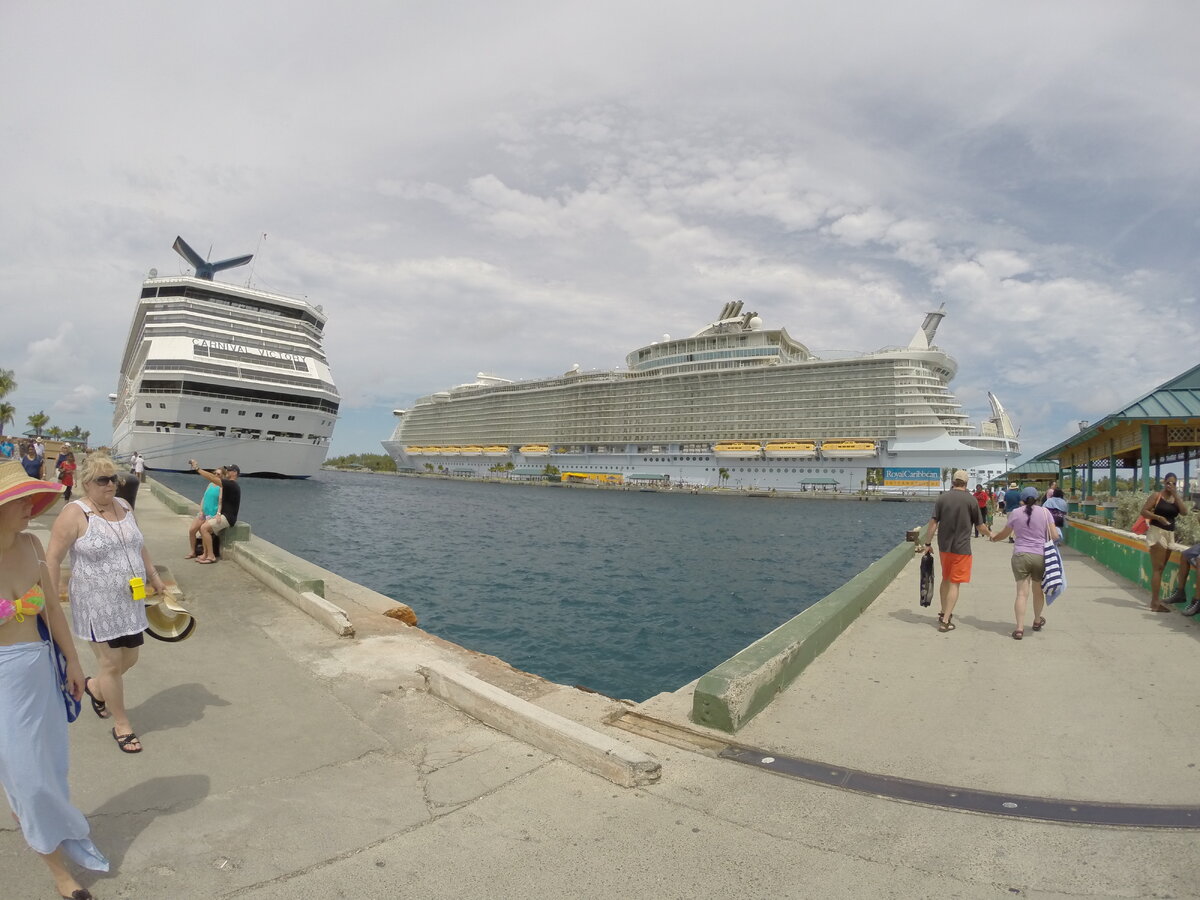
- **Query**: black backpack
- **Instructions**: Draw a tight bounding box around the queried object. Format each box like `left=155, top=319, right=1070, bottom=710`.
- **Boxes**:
left=1049, top=507, right=1065, bottom=528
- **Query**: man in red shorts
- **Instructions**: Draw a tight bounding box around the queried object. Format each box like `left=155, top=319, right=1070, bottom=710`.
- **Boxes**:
left=923, top=469, right=993, bottom=632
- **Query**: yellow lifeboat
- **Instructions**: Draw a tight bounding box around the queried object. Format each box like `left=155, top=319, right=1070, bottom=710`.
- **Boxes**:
left=519, top=444, right=550, bottom=456
left=404, top=446, right=427, bottom=456
left=820, top=440, right=877, bottom=458
left=459, top=446, right=484, bottom=456
left=712, top=441, right=762, bottom=458
left=764, top=440, right=818, bottom=459
left=483, top=445, right=509, bottom=456
left=441, top=446, right=463, bottom=456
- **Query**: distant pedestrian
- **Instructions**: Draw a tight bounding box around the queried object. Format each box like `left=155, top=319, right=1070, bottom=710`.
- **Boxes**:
left=1002, top=482, right=1021, bottom=540
left=990, top=486, right=1059, bottom=639
left=1143, top=473, right=1189, bottom=611
left=922, top=469, right=991, bottom=633
left=189, top=460, right=241, bottom=563
left=58, top=451, right=76, bottom=503
left=21, top=443, right=41, bottom=479
left=185, top=467, right=224, bottom=559
left=972, top=484, right=989, bottom=537
left=1042, top=490, right=1068, bottom=543
left=33, top=438, right=44, bottom=462
left=1, top=436, right=14, bottom=458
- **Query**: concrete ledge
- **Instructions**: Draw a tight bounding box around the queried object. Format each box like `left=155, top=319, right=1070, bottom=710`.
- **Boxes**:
left=225, top=536, right=327, bottom=598
left=144, top=477, right=416, bottom=630
left=692, top=534, right=920, bottom=733
left=148, top=478, right=198, bottom=515
left=418, top=660, right=661, bottom=788
left=298, top=590, right=355, bottom=637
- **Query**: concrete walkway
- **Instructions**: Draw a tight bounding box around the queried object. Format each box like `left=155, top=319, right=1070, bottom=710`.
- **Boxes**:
left=3, top=494, right=1199, bottom=898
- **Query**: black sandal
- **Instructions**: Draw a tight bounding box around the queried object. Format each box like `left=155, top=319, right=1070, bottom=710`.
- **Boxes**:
left=84, top=678, right=109, bottom=719
left=112, top=728, right=142, bottom=754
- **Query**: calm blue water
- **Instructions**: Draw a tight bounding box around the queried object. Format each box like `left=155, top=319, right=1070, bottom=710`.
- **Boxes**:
left=155, top=471, right=930, bottom=700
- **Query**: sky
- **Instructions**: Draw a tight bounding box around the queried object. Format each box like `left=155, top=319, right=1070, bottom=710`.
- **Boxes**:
left=2, top=1, right=1198, bottom=462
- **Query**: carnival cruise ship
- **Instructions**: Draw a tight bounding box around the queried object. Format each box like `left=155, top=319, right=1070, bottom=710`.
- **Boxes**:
left=109, top=237, right=339, bottom=478
left=382, top=302, right=1018, bottom=491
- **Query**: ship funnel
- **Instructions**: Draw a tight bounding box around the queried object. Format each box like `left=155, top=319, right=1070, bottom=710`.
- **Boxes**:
left=731, top=300, right=744, bottom=318
left=172, top=236, right=254, bottom=281
left=907, top=303, right=946, bottom=350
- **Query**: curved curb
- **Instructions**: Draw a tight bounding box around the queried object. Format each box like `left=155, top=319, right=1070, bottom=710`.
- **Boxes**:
left=720, top=746, right=1200, bottom=829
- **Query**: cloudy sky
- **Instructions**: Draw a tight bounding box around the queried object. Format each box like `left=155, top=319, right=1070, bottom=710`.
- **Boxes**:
left=2, top=1, right=1197, bottom=462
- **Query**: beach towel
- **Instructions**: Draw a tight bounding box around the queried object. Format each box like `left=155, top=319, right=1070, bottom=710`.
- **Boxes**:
left=0, top=641, right=108, bottom=871
left=919, top=549, right=934, bottom=607
left=1042, top=539, right=1065, bottom=604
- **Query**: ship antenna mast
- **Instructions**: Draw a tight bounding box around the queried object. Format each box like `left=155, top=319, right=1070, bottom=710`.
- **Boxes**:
left=172, top=235, right=253, bottom=281
left=245, top=232, right=267, bottom=287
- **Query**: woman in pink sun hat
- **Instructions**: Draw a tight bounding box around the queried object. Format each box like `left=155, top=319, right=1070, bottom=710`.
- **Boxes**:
left=0, top=460, right=108, bottom=899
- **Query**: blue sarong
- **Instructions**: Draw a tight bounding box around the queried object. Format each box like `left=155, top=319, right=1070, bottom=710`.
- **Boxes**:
left=0, top=641, right=108, bottom=871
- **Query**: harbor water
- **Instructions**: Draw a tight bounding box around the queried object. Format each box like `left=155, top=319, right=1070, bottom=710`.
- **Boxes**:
left=154, top=470, right=931, bottom=701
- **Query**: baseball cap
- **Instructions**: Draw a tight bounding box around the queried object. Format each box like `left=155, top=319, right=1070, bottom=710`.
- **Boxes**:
left=952, top=469, right=969, bottom=484
left=225, top=464, right=241, bottom=474
left=1020, top=486, right=1038, bottom=501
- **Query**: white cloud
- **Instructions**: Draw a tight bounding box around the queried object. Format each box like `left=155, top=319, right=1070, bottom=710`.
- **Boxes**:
left=0, top=1, right=1197, bottom=461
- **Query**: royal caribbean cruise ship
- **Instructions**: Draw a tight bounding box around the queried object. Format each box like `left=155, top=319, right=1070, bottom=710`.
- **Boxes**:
left=109, top=237, right=339, bottom=478
left=382, top=301, right=1018, bottom=491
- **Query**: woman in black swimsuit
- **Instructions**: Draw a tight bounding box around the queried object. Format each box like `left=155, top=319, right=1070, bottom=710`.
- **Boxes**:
left=1141, top=473, right=1189, bottom=611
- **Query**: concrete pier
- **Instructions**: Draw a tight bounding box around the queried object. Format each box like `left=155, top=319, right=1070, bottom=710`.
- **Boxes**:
left=3, top=491, right=1198, bottom=898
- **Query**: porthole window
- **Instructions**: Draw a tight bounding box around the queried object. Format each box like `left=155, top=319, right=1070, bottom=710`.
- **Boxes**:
left=203, top=406, right=211, bottom=412
left=237, top=411, right=246, bottom=417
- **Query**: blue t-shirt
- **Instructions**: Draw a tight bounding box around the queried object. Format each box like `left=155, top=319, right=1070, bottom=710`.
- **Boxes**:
left=0, top=441, right=13, bottom=458
left=1003, top=488, right=1021, bottom=511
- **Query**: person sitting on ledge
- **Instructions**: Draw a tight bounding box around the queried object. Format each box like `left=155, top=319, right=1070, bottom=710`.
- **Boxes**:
left=185, top=467, right=224, bottom=559
left=189, top=461, right=241, bottom=564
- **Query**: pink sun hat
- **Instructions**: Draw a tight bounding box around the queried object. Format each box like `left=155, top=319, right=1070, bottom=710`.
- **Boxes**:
left=0, top=459, right=65, bottom=519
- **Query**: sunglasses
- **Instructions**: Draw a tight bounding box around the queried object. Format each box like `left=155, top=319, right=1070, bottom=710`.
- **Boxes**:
left=92, top=475, right=122, bottom=486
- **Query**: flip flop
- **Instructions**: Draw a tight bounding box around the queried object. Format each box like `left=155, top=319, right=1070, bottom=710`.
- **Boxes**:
left=1012, top=630, right=1024, bottom=640
left=112, top=728, right=142, bottom=754
left=196, top=558, right=216, bottom=564
left=1032, top=617, right=1046, bottom=631
left=184, top=553, right=197, bottom=559
left=83, top=678, right=110, bottom=719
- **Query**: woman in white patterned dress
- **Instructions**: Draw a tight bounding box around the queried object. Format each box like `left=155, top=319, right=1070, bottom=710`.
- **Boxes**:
left=45, top=454, right=165, bottom=754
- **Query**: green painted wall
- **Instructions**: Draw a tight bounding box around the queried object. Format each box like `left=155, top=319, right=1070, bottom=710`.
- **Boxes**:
left=1065, top=523, right=1186, bottom=594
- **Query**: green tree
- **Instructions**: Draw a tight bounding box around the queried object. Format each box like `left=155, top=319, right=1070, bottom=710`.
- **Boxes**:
left=718, top=467, right=729, bottom=486
left=26, top=411, right=49, bottom=437
left=0, top=369, right=15, bottom=399
left=0, top=402, right=15, bottom=435
left=47, top=426, right=63, bottom=440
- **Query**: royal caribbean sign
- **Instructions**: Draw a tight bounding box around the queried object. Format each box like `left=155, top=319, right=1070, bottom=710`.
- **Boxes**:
left=883, top=467, right=941, bottom=488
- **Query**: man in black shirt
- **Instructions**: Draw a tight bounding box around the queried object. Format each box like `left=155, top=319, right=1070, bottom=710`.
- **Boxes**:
left=922, top=469, right=993, bottom=632
left=190, top=460, right=241, bottom=563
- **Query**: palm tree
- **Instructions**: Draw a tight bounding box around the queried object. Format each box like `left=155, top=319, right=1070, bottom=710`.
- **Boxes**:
left=0, top=369, right=15, bottom=400
left=718, top=467, right=729, bottom=486
left=0, top=402, right=15, bottom=436
left=26, top=411, right=49, bottom=437
left=47, top=426, right=63, bottom=440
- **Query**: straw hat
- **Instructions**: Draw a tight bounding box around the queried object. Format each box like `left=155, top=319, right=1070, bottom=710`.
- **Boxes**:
left=144, top=594, right=197, bottom=642
left=0, top=459, right=65, bottom=518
